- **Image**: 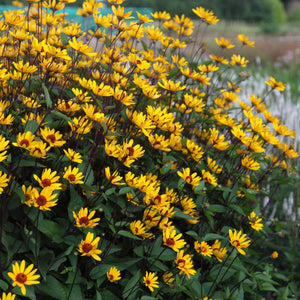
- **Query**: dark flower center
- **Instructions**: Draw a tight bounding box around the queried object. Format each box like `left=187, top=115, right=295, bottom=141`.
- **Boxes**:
left=42, top=178, right=52, bottom=187
left=68, top=174, right=76, bottom=182
left=79, top=216, right=90, bottom=226
left=16, top=273, right=27, bottom=283
left=36, top=195, right=47, bottom=206
left=20, top=139, right=29, bottom=147
left=46, top=134, right=56, bottom=144
left=82, top=243, right=93, bottom=253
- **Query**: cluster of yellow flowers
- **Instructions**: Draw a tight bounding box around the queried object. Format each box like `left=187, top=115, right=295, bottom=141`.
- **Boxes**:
left=0, top=0, right=297, bottom=298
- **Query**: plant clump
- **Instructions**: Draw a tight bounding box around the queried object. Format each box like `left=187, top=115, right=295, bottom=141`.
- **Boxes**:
left=0, top=0, right=298, bottom=299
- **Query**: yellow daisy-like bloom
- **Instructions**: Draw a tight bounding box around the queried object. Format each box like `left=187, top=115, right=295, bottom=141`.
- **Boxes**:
left=265, top=76, right=286, bottom=91
left=106, top=267, right=121, bottom=282
left=192, top=6, right=219, bottom=25
left=230, top=54, right=249, bottom=67
left=33, top=168, right=62, bottom=190
left=215, top=37, right=234, bottom=49
left=143, top=271, right=159, bottom=292
left=212, top=239, right=228, bottom=262
left=32, top=187, right=58, bottom=211
left=7, top=260, right=40, bottom=295
left=0, top=292, right=16, bottom=300
left=12, top=131, right=35, bottom=150
left=177, top=168, right=202, bottom=189
left=78, top=232, right=102, bottom=261
left=130, top=220, right=147, bottom=236
left=40, top=127, right=66, bottom=147
left=22, top=185, right=38, bottom=207
left=0, top=170, right=9, bottom=195
left=163, top=227, right=186, bottom=252
left=194, top=241, right=213, bottom=257
left=237, top=34, right=255, bottom=47
left=271, top=251, right=278, bottom=259
left=209, top=55, right=229, bottom=65
left=68, top=37, right=96, bottom=56
left=200, top=297, right=212, bottom=300
left=63, top=166, right=85, bottom=184
left=229, top=229, right=251, bottom=255
left=104, top=166, right=125, bottom=186
left=63, top=148, right=83, bottom=163
left=73, top=207, right=100, bottom=228
left=28, top=140, right=50, bottom=159
left=248, top=211, right=263, bottom=231
left=162, top=271, right=175, bottom=285
left=158, top=78, right=186, bottom=92
left=241, top=155, right=260, bottom=171
left=175, top=250, right=197, bottom=279
left=201, top=170, right=218, bottom=186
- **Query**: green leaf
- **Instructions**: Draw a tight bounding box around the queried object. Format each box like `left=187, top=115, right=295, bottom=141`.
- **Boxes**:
left=60, top=32, right=69, bottom=46
left=204, top=233, right=226, bottom=241
left=118, top=230, right=141, bottom=240
left=96, top=291, right=102, bottom=300
left=193, top=180, right=205, bottom=194
left=207, top=204, right=226, bottom=213
left=36, top=275, right=67, bottom=300
left=68, top=185, right=83, bottom=221
left=229, top=204, right=245, bottom=215
left=141, top=296, right=158, bottom=300
left=42, top=83, right=52, bottom=108
left=51, top=110, right=76, bottom=125
left=38, top=218, right=65, bottom=243
left=18, top=159, right=46, bottom=168
left=122, top=270, right=141, bottom=298
left=259, top=282, right=278, bottom=292
left=24, top=120, right=39, bottom=133
left=119, top=186, right=133, bottom=195
left=0, top=279, right=9, bottom=290
left=160, top=163, right=173, bottom=175
left=173, top=208, right=196, bottom=220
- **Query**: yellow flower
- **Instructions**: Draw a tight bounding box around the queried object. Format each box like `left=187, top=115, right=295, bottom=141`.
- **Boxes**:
left=202, top=170, right=218, bottom=186
left=73, top=207, right=100, bottom=228
left=33, top=187, right=58, bottom=211
left=212, top=240, right=228, bottom=262
left=215, top=37, right=234, bottom=49
left=40, top=127, right=66, bottom=147
left=162, top=271, right=175, bottom=285
left=63, top=148, right=83, bottom=163
left=7, top=260, right=40, bottom=295
left=271, top=251, right=278, bottom=259
left=33, top=168, right=62, bottom=191
left=28, top=140, right=50, bottom=159
left=177, top=168, right=202, bottom=189
left=163, top=227, right=186, bottom=252
left=68, top=37, right=96, bottom=56
left=192, top=6, right=219, bottom=25
left=0, top=292, right=16, bottom=300
left=130, top=220, right=147, bottom=236
left=63, top=166, right=85, bottom=184
left=78, top=232, right=102, bottom=261
left=143, top=271, right=159, bottom=292
left=0, top=171, right=9, bottom=195
left=158, top=78, right=186, bottom=92
left=237, top=34, right=255, bottom=47
left=106, top=267, right=121, bottom=282
left=248, top=211, right=263, bottom=231
left=229, top=229, right=251, bottom=255
left=194, top=241, right=213, bottom=257
left=175, top=250, right=196, bottom=279
left=230, top=54, right=249, bottom=67
left=22, top=185, right=38, bottom=207
left=241, top=155, right=260, bottom=171
left=265, top=76, right=286, bottom=91
left=105, top=166, right=125, bottom=185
